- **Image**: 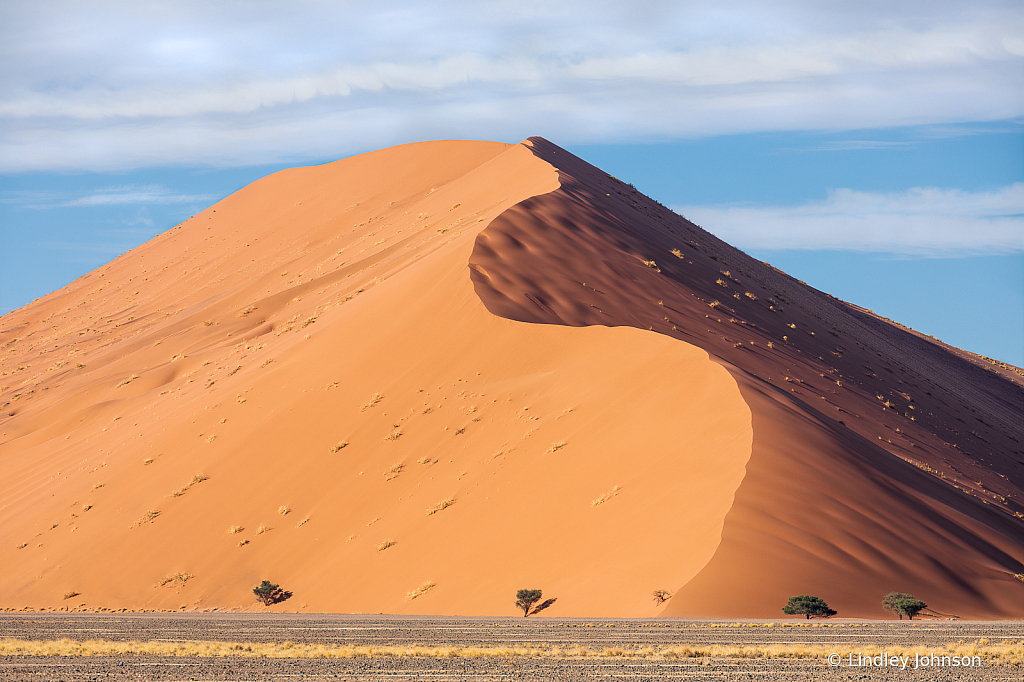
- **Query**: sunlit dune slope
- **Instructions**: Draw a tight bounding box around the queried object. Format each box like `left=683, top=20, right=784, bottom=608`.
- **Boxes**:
left=0, top=140, right=752, bottom=616
left=469, top=137, right=1023, bottom=618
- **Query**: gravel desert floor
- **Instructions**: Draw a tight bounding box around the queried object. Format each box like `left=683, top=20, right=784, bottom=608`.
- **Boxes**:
left=0, top=614, right=1021, bottom=681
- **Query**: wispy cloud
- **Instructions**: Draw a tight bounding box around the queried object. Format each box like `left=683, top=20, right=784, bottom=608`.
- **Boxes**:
left=676, top=183, right=1024, bottom=256
left=797, top=140, right=918, bottom=151
left=61, top=186, right=213, bottom=207
left=0, top=1, right=1021, bottom=171
left=2, top=186, right=216, bottom=209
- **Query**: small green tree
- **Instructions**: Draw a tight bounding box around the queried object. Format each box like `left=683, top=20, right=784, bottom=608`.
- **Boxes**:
left=881, top=592, right=915, bottom=619
left=782, top=595, right=836, bottom=619
left=515, top=589, right=543, bottom=617
left=894, top=597, right=927, bottom=620
left=253, top=580, right=285, bottom=606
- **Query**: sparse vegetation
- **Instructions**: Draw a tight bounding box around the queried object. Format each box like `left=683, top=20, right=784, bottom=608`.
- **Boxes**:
left=256, top=524, right=270, bottom=535
left=384, top=428, right=402, bottom=441
left=591, top=485, right=622, bottom=506
left=426, top=498, right=455, bottom=515
left=156, top=573, right=193, bottom=589
left=361, top=393, right=384, bottom=410
left=406, top=581, right=435, bottom=600
left=376, top=539, right=396, bottom=552
left=62, top=592, right=80, bottom=600
left=329, top=441, right=348, bottom=453
left=228, top=525, right=243, bottom=534
left=384, top=463, right=404, bottom=480
left=416, top=456, right=432, bottom=464
left=134, top=510, right=160, bottom=527
left=1, top=638, right=1020, bottom=663
left=278, top=505, right=290, bottom=516
left=652, top=590, right=672, bottom=605
left=782, top=595, right=836, bottom=619
left=546, top=441, right=566, bottom=453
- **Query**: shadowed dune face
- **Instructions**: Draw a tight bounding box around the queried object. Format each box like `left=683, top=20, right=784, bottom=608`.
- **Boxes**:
left=0, top=140, right=752, bottom=616
left=469, top=137, right=1023, bottom=618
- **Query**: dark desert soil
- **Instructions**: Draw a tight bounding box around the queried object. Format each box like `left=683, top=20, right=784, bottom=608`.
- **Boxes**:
left=1, top=614, right=1020, bottom=681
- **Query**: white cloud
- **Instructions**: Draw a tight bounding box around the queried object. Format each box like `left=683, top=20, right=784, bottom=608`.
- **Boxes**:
left=61, top=186, right=214, bottom=207
left=676, top=184, right=1024, bottom=256
left=0, top=1, right=1021, bottom=171
left=1, top=186, right=216, bottom=209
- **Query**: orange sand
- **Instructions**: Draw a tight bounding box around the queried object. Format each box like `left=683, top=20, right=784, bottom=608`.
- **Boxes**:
left=1, top=138, right=1020, bottom=618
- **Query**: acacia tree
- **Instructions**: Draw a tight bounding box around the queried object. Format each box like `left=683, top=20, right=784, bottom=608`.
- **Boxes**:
left=882, top=592, right=915, bottom=619
left=253, top=580, right=285, bottom=606
left=652, top=590, right=673, bottom=605
left=894, top=598, right=927, bottom=620
left=781, top=595, right=837, bottom=619
left=515, top=589, right=543, bottom=617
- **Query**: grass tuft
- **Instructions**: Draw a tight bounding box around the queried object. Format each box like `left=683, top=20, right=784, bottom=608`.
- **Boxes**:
left=591, top=485, right=622, bottom=506
left=361, top=393, right=384, bottom=411
left=406, top=581, right=436, bottom=601
left=426, top=498, right=455, bottom=515
left=155, top=573, right=193, bottom=589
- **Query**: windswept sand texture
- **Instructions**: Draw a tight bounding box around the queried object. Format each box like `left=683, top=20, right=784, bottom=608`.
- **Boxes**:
left=1, top=138, right=1021, bottom=618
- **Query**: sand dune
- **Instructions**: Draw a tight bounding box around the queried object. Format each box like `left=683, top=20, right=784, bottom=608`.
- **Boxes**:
left=1, top=137, right=1020, bottom=618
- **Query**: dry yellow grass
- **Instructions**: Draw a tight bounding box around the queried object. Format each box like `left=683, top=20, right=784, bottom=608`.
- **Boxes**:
left=133, top=510, right=160, bottom=527
left=0, top=639, right=1018, bottom=664
left=405, top=581, right=436, bottom=601
left=591, top=485, right=622, bottom=506
left=376, top=539, right=396, bottom=552
left=361, top=393, right=384, bottom=411
left=155, top=573, right=193, bottom=589
left=426, top=498, right=455, bottom=515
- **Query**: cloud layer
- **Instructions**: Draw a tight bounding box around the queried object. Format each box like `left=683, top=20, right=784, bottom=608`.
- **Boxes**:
left=677, top=183, right=1024, bottom=256
left=1, top=1, right=1022, bottom=170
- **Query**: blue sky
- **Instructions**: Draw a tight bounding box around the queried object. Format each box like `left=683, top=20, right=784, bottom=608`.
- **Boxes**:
left=1, top=1, right=1022, bottom=364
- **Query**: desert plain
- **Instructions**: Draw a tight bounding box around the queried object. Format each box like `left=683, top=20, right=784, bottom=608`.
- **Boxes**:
left=1, top=613, right=1022, bottom=681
